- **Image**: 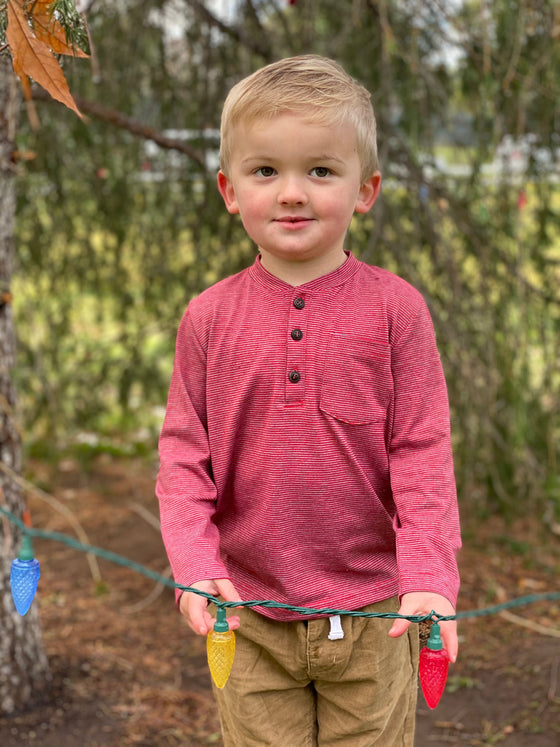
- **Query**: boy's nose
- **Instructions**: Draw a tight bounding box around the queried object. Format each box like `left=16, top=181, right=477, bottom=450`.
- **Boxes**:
left=277, top=175, right=308, bottom=205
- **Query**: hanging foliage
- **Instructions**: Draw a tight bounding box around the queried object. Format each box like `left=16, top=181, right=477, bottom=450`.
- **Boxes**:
left=5, top=0, right=88, bottom=122
left=0, top=0, right=558, bottom=521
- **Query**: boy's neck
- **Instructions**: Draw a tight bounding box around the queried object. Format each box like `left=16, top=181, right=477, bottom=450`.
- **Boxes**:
left=259, top=250, right=348, bottom=287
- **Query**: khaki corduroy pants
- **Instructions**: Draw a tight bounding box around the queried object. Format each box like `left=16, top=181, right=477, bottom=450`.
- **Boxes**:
left=212, top=596, right=419, bottom=747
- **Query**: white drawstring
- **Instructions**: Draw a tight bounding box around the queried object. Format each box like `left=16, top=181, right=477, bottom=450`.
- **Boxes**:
left=328, top=615, right=344, bottom=640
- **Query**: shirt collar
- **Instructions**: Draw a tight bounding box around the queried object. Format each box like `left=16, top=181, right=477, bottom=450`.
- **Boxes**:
left=249, top=251, right=361, bottom=293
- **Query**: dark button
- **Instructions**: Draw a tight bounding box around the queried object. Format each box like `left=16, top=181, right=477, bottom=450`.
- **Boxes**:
left=293, top=297, right=305, bottom=309
left=291, top=328, right=303, bottom=341
left=288, top=370, right=301, bottom=383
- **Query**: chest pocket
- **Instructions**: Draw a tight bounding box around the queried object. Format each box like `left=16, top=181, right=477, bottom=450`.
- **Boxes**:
left=319, top=334, right=392, bottom=425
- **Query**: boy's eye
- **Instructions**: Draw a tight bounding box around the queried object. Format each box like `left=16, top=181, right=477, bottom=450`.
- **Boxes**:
left=310, top=167, right=331, bottom=178
left=255, top=166, right=276, bottom=177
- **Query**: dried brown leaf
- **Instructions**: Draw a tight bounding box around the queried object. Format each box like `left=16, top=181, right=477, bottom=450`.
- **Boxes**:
left=30, top=0, right=89, bottom=57
left=6, top=0, right=84, bottom=118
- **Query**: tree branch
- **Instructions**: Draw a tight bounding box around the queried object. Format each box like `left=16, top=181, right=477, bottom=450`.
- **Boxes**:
left=243, top=0, right=272, bottom=46
left=185, top=0, right=273, bottom=61
left=0, top=459, right=102, bottom=584
left=500, top=610, right=560, bottom=639
left=31, top=86, right=207, bottom=168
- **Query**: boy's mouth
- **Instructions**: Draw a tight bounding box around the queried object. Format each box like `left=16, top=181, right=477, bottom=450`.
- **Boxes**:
left=274, top=216, right=313, bottom=226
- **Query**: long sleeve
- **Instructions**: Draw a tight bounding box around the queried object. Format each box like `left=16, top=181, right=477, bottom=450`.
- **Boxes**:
left=388, top=301, right=461, bottom=605
left=156, top=309, right=228, bottom=599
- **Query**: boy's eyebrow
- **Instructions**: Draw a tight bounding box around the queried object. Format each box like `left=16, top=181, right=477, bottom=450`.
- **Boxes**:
left=240, top=153, right=346, bottom=165
left=309, top=154, right=346, bottom=163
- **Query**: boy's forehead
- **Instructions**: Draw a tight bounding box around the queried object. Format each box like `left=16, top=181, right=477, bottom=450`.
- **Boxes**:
left=233, top=110, right=356, bottom=142
left=230, top=117, right=360, bottom=172
left=239, top=100, right=346, bottom=124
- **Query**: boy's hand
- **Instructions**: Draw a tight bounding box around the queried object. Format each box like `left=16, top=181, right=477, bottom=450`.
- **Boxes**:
left=180, top=579, right=242, bottom=636
left=388, top=592, right=458, bottom=663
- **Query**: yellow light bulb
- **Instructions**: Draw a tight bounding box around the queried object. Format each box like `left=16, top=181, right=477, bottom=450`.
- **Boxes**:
left=207, top=608, right=236, bottom=689
left=207, top=628, right=236, bottom=688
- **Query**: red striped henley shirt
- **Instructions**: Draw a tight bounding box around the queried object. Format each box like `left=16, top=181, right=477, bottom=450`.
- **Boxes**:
left=156, top=252, right=461, bottom=620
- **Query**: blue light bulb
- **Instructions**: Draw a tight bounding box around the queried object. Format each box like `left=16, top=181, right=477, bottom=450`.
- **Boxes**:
left=10, top=534, right=40, bottom=616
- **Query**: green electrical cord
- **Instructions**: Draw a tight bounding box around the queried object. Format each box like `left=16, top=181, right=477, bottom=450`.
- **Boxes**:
left=1, top=505, right=558, bottom=623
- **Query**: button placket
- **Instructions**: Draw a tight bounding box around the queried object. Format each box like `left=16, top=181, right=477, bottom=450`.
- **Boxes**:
left=285, top=293, right=308, bottom=405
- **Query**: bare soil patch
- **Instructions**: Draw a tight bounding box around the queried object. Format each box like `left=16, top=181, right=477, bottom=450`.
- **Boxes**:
left=1, top=455, right=559, bottom=746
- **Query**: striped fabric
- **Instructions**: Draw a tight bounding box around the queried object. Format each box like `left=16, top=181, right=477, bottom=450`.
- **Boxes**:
left=156, top=253, right=461, bottom=620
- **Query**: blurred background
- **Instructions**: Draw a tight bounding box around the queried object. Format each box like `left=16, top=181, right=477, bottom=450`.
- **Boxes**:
left=1, top=1, right=559, bottom=744
left=6, top=0, right=559, bottom=522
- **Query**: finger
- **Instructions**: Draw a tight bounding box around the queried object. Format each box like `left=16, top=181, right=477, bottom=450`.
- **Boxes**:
left=216, top=613, right=241, bottom=631
left=388, top=617, right=411, bottom=638
left=214, top=578, right=242, bottom=603
left=439, top=621, right=459, bottom=663
left=211, top=579, right=242, bottom=630
left=181, top=593, right=213, bottom=636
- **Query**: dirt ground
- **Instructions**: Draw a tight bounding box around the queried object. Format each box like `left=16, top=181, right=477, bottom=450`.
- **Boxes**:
left=0, top=454, right=559, bottom=747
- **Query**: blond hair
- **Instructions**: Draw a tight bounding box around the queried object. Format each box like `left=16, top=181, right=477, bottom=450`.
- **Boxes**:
left=220, top=55, right=378, bottom=182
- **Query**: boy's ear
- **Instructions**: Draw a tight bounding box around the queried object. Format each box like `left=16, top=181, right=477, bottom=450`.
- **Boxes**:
left=354, top=171, right=382, bottom=214
left=217, top=170, right=240, bottom=214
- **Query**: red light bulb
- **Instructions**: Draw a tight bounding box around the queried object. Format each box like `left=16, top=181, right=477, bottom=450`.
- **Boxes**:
left=419, top=622, right=449, bottom=709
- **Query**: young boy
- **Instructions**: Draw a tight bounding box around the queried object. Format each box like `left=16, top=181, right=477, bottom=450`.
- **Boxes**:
left=157, top=55, right=461, bottom=746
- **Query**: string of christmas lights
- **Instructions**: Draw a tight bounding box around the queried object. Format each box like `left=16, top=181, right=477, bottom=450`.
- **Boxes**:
left=2, top=505, right=559, bottom=707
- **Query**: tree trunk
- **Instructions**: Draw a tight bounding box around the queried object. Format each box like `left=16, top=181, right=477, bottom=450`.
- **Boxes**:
left=0, top=55, right=50, bottom=714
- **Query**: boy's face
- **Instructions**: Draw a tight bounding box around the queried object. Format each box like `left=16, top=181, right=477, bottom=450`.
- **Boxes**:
left=217, top=112, right=380, bottom=281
